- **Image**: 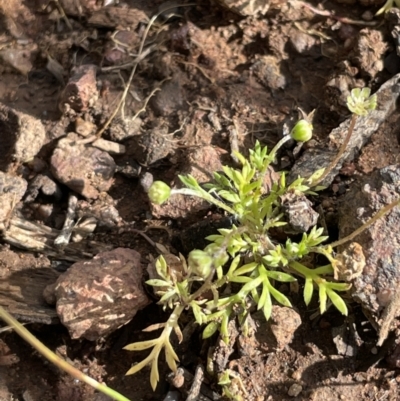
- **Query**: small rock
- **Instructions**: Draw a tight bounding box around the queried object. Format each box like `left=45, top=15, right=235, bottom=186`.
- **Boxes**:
left=59, top=64, right=98, bottom=112
left=280, top=192, right=319, bottom=234
left=0, top=377, right=12, bottom=401
left=75, top=117, right=96, bottom=137
left=50, top=133, right=116, bottom=199
left=352, top=29, right=388, bottom=78
left=130, top=123, right=175, bottom=165
left=104, top=30, right=140, bottom=65
left=24, top=174, right=62, bottom=202
left=361, top=10, right=374, bottom=21
left=269, top=306, right=302, bottom=350
left=251, top=55, right=287, bottom=90
left=0, top=102, right=46, bottom=171
left=334, top=242, right=365, bottom=281
left=139, top=171, right=153, bottom=192
left=289, top=29, right=317, bottom=54
left=0, top=48, right=36, bottom=76
left=288, top=383, right=302, bottom=397
left=46, top=248, right=150, bottom=340
left=108, top=117, right=142, bottom=142
left=0, top=172, right=27, bottom=231
left=151, top=79, right=185, bottom=117
left=77, top=194, right=121, bottom=228
left=115, top=160, right=142, bottom=179
left=332, top=321, right=361, bottom=356
left=92, top=138, right=126, bottom=155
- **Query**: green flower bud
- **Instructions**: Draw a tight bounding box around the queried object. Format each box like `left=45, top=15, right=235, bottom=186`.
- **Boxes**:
left=290, top=119, right=313, bottom=142
left=148, top=181, right=171, bottom=205
left=188, top=250, right=213, bottom=278
left=346, top=87, right=377, bottom=116
left=204, top=244, right=229, bottom=268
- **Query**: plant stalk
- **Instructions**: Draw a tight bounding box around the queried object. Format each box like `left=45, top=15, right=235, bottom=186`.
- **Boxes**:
left=268, top=135, right=293, bottom=165
left=329, top=197, right=400, bottom=248
left=0, top=307, right=131, bottom=401
left=170, top=188, right=236, bottom=215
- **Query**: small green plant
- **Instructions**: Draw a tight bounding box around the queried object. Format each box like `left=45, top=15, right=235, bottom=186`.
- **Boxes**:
left=124, top=88, right=381, bottom=391
left=375, top=0, right=400, bottom=15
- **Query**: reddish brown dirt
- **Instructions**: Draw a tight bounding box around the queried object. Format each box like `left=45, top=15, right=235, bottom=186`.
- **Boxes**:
left=0, top=0, right=400, bottom=400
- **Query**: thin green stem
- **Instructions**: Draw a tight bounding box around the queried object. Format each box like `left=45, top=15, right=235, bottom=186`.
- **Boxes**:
left=170, top=188, right=236, bottom=215
left=267, top=135, right=292, bottom=166
left=329, top=197, right=400, bottom=248
left=289, top=260, right=333, bottom=278
left=0, top=307, right=131, bottom=401
left=312, top=114, right=358, bottom=186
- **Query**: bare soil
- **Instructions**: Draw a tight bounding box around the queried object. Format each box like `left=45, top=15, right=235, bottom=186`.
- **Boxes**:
left=0, top=0, right=400, bottom=400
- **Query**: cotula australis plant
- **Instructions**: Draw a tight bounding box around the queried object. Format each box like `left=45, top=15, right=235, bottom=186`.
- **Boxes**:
left=124, top=88, right=381, bottom=391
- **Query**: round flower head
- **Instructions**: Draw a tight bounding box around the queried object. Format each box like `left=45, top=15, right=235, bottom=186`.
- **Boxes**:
left=148, top=181, right=171, bottom=205
left=290, top=119, right=313, bottom=142
left=347, top=87, right=377, bottom=116
left=188, top=250, right=213, bottom=279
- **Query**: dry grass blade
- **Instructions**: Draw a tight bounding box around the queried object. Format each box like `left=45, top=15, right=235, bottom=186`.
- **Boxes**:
left=94, top=3, right=196, bottom=141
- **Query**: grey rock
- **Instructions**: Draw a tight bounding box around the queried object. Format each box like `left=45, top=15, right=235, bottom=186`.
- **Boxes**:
left=0, top=172, right=27, bottom=231
left=338, top=165, right=400, bottom=317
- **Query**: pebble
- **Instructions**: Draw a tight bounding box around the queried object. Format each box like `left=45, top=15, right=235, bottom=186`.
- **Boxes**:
left=288, top=383, right=302, bottom=397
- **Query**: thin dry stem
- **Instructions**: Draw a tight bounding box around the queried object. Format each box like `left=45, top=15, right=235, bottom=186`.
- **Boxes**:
left=53, top=0, right=73, bottom=30
left=329, top=198, right=400, bottom=248
left=176, top=60, right=215, bottom=84
left=131, top=77, right=171, bottom=121
left=93, top=3, right=196, bottom=141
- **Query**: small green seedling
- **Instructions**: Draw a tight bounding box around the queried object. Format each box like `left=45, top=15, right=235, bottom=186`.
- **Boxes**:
left=375, top=0, right=400, bottom=15
left=125, top=87, right=386, bottom=392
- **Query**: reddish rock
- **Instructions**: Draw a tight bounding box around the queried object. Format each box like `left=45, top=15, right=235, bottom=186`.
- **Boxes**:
left=46, top=248, right=150, bottom=340
left=50, top=133, right=116, bottom=199
left=59, top=64, right=98, bottom=112
left=0, top=103, right=46, bottom=172
left=269, top=306, right=302, bottom=350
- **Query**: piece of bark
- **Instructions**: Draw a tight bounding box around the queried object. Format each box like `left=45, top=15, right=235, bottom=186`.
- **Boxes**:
left=0, top=248, right=59, bottom=324
left=3, top=216, right=113, bottom=262
left=0, top=172, right=27, bottom=231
